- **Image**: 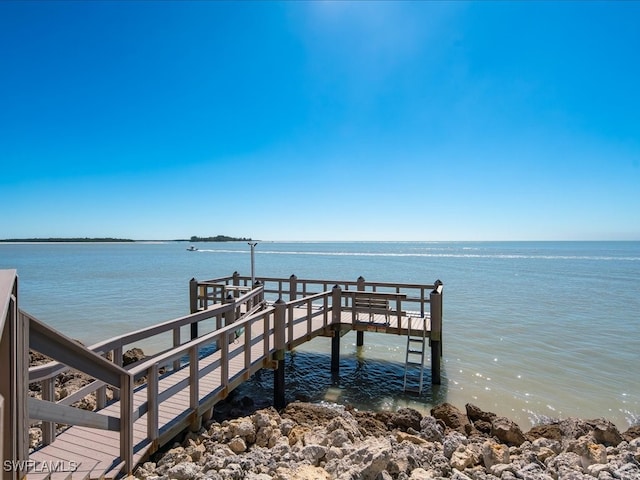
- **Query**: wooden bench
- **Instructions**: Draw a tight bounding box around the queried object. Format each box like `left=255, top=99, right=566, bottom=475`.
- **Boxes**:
left=353, top=293, right=391, bottom=323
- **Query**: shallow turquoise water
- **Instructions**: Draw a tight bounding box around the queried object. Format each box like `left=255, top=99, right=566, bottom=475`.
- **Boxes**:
left=2, top=240, right=638, bottom=428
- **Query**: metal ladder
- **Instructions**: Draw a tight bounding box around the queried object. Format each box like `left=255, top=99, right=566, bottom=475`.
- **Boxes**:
left=403, top=316, right=426, bottom=394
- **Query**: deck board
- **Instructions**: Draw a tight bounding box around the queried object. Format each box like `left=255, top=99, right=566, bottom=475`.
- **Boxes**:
left=29, top=305, right=431, bottom=479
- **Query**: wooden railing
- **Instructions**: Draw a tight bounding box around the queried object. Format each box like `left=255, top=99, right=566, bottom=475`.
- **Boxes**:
left=125, top=288, right=335, bottom=452
left=1, top=270, right=28, bottom=480
left=27, top=287, right=265, bottom=431
left=26, top=312, right=135, bottom=474
left=194, top=272, right=438, bottom=318
left=2, top=269, right=442, bottom=478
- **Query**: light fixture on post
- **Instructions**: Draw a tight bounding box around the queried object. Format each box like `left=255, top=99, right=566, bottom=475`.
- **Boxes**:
left=248, top=242, right=258, bottom=287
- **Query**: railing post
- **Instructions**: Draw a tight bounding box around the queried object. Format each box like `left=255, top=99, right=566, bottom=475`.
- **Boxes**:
left=232, top=271, right=240, bottom=291
left=0, top=395, right=3, bottom=470
left=173, top=327, right=181, bottom=371
left=356, top=277, right=365, bottom=347
left=190, top=278, right=199, bottom=340
left=120, top=373, right=133, bottom=476
left=147, top=363, right=159, bottom=442
left=430, top=280, right=443, bottom=385
left=41, top=378, right=55, bottom=445
left=1, top=272, right=28, bottom=479
left=113, top=346, right=123, bottom=400
left=224, top=294, right=236, bottom=326
left=289, top=275, right=297, bottom=302
left=273, top=298, right=286, bottom=410
left=189, top=278, right=198, bottom=313
left=255, top=280, right=263, bottom=303
left=189, top=345, right=201, bottom=431
left=331, top=285, right=342, bottom=373
left=331, top=285, right=342, bottom=325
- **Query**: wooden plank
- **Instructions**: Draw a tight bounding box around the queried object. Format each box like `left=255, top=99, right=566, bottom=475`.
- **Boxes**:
left=28, top=397, right=119, bottom=431
left=27, top=284, right=437, bottom=480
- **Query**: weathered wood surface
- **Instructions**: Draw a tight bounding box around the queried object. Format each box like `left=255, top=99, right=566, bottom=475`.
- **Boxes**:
left=28, top=308, right=430, bottom=479
left=15, top=274, right=441, bottom=479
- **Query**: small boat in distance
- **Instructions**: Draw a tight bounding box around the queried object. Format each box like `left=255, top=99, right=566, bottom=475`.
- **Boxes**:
left=186, top=245, right=197, bottom=251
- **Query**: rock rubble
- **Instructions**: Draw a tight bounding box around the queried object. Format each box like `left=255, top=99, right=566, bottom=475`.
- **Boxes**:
left=131, top=402, right=640, bottom=480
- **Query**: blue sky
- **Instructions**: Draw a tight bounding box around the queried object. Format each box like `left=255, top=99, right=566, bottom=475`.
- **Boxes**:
left=1, top=1, right=638, bottom=241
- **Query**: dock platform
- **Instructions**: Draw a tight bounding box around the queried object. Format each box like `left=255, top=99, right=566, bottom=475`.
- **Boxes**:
left=1, top=272, right=442, bottom=479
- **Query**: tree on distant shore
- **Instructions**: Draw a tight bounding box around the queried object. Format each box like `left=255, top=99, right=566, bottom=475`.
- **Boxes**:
left=0, top=237, right=134, bottom=243
left=189, top=235, right=252, bottom=242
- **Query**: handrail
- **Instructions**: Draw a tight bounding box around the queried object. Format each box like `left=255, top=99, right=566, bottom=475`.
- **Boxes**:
left=0, top=270, right=17, bottom=333
left=128, top=307, right=271, bottom=380
left=13, top=273, right=442, bottom=478
left=126, top=289, right=337, bottom=450
left=1, top=269, right=22, bottom=479
left=28, top=285, right=265, bottom=383
left=26, top=311, right=130, bottom=386
left=25, top=285, right=264, bottom=477
left=24, top=310, right=136, bottom=475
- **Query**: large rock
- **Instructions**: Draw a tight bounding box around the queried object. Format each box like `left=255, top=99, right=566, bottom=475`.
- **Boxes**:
left=450, top=444, right=477, bottom=471
left=528, top=423, right=563, bottom=441
left=166, top=462, right=200, bottom=480
left=391, top=407, right=423, bottom=431
left=420, top=415, right=445, bottom=442
left=431, top=403, right=471, bottom=432
left=491, top=416, right=526, bottom=446
left=466, top=403, right=497, bottom=423
left=122, top=347, right=146, bottom=366
left=623, top=425, right=640, bottom=442
left=482, top=440, right=510, bottom=469
left=588, top=419, right=623, bottom=446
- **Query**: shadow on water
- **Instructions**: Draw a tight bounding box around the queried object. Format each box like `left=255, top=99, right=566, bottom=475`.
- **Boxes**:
left=219, top=349, right=449, bottom=415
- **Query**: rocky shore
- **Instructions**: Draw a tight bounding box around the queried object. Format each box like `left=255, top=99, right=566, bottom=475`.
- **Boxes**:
left=28, top=349, right=640, bottom=479
left=132, top=401, right=640, bottom=480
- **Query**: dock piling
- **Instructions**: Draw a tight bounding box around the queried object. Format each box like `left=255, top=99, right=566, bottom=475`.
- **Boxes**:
left=273, top=298, right=286, bottom=409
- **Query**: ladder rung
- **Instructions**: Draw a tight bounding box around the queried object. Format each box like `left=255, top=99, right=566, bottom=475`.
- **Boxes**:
left=407, top=349, right=423, bottom=354
left=406, top=361, right=423, bottom=366
left=408, top=338, right=424, bottom=343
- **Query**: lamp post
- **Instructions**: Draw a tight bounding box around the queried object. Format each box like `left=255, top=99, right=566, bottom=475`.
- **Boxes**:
left=248, top=242, right=258, bottom=287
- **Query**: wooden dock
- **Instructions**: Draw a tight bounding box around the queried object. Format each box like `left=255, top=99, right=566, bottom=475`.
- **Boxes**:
left=1, top=272, right=442, bottom=479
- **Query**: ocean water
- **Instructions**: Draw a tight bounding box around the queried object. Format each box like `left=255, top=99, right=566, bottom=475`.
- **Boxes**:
left=1, top=240, right=639, bottom=429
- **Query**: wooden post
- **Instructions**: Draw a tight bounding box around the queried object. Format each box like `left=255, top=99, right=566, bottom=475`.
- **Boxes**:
left=189, top=278, right=198, bottom=313
left=0, top=395, right=3, bottom=471
left=224, top=294, right=236, bottom=326
left=254, top=280, right=263, bottom=305
left=189, top=345, right=201, bottom=431
left=232, top=271, right=240, bottom=293
left=189, top=278, right=198, bottom=340
left=113, top=345, right=122, bottom=400
left=430, top=280, right=443, bottom=385
left=147, top=363, right=159, bottom=441
left=273, top=298, right=286, bottom=410
left=331, top=285, right=342, bottom=373
left=289, top=275, right=297, bottom=302
left=1, top=270, right=28, bottom=480
left=356, top=276, right=365, bottom=346
left=41, top=378, right=55, bottom=444
left=173, top=327, right=181, bottom=371
left=331, top=327, right=340, bottom=374
left=120, top=373, right=134, bottom=476
left=331, top=284, right=342, bottom=325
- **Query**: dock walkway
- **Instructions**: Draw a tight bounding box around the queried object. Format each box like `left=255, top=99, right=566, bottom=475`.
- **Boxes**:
left=1, top=272, right=442, bottom=479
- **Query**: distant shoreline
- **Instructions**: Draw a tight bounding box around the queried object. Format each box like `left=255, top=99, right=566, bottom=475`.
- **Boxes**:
left=0, top=237, right=135, bottom=243
left=0, top=235, right=253, bottom=243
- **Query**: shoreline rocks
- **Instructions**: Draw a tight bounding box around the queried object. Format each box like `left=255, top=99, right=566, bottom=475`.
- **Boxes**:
left=27, top=350, right=640, bottom=478
left=133, top=402, right=640, bottom=480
